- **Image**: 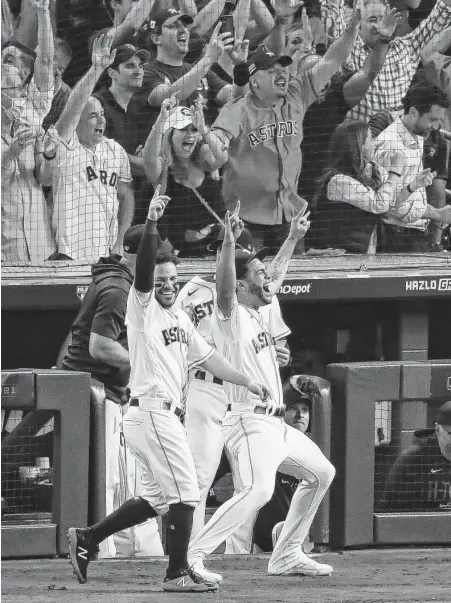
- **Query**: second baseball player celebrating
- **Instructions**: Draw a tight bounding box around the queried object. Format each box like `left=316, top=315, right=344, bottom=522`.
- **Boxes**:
left=67, top=189, right=269, bottom=592
left=188, top=211, right=336, bottom=582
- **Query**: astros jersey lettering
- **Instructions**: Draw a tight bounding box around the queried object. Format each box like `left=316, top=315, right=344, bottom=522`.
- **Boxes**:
left=126, top=285, right=214, bottom=406
left=212, top=297, right=284, bottom=407
left=212, top=73, right=319, bottom=225
left=52, top=134, right=132, bottom=262
left=175, top=275, right=291, bottom=348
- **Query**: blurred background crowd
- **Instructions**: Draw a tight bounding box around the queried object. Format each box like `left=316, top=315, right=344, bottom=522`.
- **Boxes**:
left=2, top=0, right=451, bottom=264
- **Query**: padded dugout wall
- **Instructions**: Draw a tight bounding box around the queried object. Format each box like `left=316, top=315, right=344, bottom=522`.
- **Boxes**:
left=1, top=370, right=91, bottom=557
left=327, top=361, right=451, bottom=548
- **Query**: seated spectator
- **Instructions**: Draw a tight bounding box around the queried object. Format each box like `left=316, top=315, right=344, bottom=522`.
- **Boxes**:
left=42, top=38, right=73, bottom=130
left=1, top=64, right=56, bottom=263
left=373, top=82, right=451, bottom=252
left=309, top=119, right=450, bottom=253
left=370, top=98, right=449, bottom=251
left=379, top=400, right=451, bottom=511
left=142, top=96, right=224, bottom=255
left=207, top=3, right=363, bottom=253
left=1, top=0, right=54, bottom=129
left=297, top=9, right=398, bottom=203
left=94, top=44, right=151, bottom=175
left=39, top=34, right=134, bottom=262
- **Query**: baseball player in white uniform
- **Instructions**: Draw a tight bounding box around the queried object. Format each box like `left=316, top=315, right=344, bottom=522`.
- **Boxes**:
left=188, top=210, right=335, bottom=583
left=67, top=189, right=270, bottom=592
left=176, top=212, right=310, bottom=544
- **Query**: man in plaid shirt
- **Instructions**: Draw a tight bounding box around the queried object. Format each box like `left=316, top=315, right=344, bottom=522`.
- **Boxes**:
left=321, top=0, right=451, bottom=121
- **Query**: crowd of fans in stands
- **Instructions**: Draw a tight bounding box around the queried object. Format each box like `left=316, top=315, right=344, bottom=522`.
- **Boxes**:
left=2, top=0, right=451, bottom=264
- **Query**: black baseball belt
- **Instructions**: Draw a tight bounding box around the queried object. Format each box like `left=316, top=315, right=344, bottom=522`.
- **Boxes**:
left=129, top=398, right=185, bottom=419
left=227, top=404, right=285, bottom=418
left=194, top=370, right=223, bottom=386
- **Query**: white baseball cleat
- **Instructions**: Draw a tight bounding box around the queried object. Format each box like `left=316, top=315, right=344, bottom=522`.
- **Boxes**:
left=270, top=558, right=333, bottom=577
left=189, top=559, right=223, bottom=583
left=271, top=521, right=284, bottom=549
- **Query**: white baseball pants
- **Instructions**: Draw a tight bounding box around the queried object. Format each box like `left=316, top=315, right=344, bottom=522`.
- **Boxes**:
left=185, top=379, right=228, bottom=538
left=99, top=400, right=164, bottom=558
left=122, top=406, right=200, bottom=514
left=188, top=412, right=335, bottom=574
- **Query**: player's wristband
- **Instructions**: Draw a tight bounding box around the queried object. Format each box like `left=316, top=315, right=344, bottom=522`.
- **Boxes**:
left=388, top=170, right=402, bottom=178
left=43, top=151, right=57, bottom=161
left=407, top=183, right=415, bottom=194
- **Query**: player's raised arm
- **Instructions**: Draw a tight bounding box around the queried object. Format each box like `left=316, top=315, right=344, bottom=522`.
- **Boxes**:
left=267, top=209, right=311, bottom=293
left=216, top=203, right=243, bottom=318
left=56, top=34, right=116, bottom=143
left=134, top=186, right=170, bottom=295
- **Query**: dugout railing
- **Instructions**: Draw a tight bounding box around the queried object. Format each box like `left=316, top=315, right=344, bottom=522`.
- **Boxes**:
left=327, top=360, right=451, bottom=548
left=1, top=369, right=91, bottom=558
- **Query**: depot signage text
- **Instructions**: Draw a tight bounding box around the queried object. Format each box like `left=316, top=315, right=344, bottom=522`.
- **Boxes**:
left=278, top=283, right=312, bottom=296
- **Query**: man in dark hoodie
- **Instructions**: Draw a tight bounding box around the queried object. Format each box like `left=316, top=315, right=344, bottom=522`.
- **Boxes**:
left=62, top=224, right=169, bottom=558
left=379, top=400, right=451, bottom=512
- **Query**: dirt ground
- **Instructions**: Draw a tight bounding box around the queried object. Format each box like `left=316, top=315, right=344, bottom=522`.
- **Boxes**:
left=2, top=549, right=451, bottom=603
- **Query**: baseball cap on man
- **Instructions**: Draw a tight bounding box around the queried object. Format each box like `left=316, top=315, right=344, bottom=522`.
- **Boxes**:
left=148, top=8, right=193, bottom=32
left=123, top=224, right=172, bottom=254
left=436, top=400, right=451, bottom=428
left=235, top=247, right=268, bottom=279
left=109, top=44, right=150, bottom=71
left=246, top=45, right=292, bottom=78
left=283, top=375, right=313, bottom=409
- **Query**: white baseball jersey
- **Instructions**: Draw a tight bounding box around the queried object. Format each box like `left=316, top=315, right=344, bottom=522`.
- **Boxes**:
left=175, top=275, right=291, bottom=348
left=126, top=285, right=214, bottom=405
left=52, top=134, right=132, bottom=262
left=212, top=296, right=284, bottom=407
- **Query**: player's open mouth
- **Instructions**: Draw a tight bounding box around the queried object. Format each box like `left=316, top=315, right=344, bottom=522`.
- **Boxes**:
left=94, top=128, right=103, bottom=134
left=262, top=284, right=271, bottom=293
left=275, top=77, right=286, bottom=89
left=178, top=34, right=187, bottom=42
left=182, top=141, right=195, bottom=150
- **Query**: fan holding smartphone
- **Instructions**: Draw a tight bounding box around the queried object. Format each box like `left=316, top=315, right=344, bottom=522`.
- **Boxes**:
left=218, top=1, right=237, bottom=39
